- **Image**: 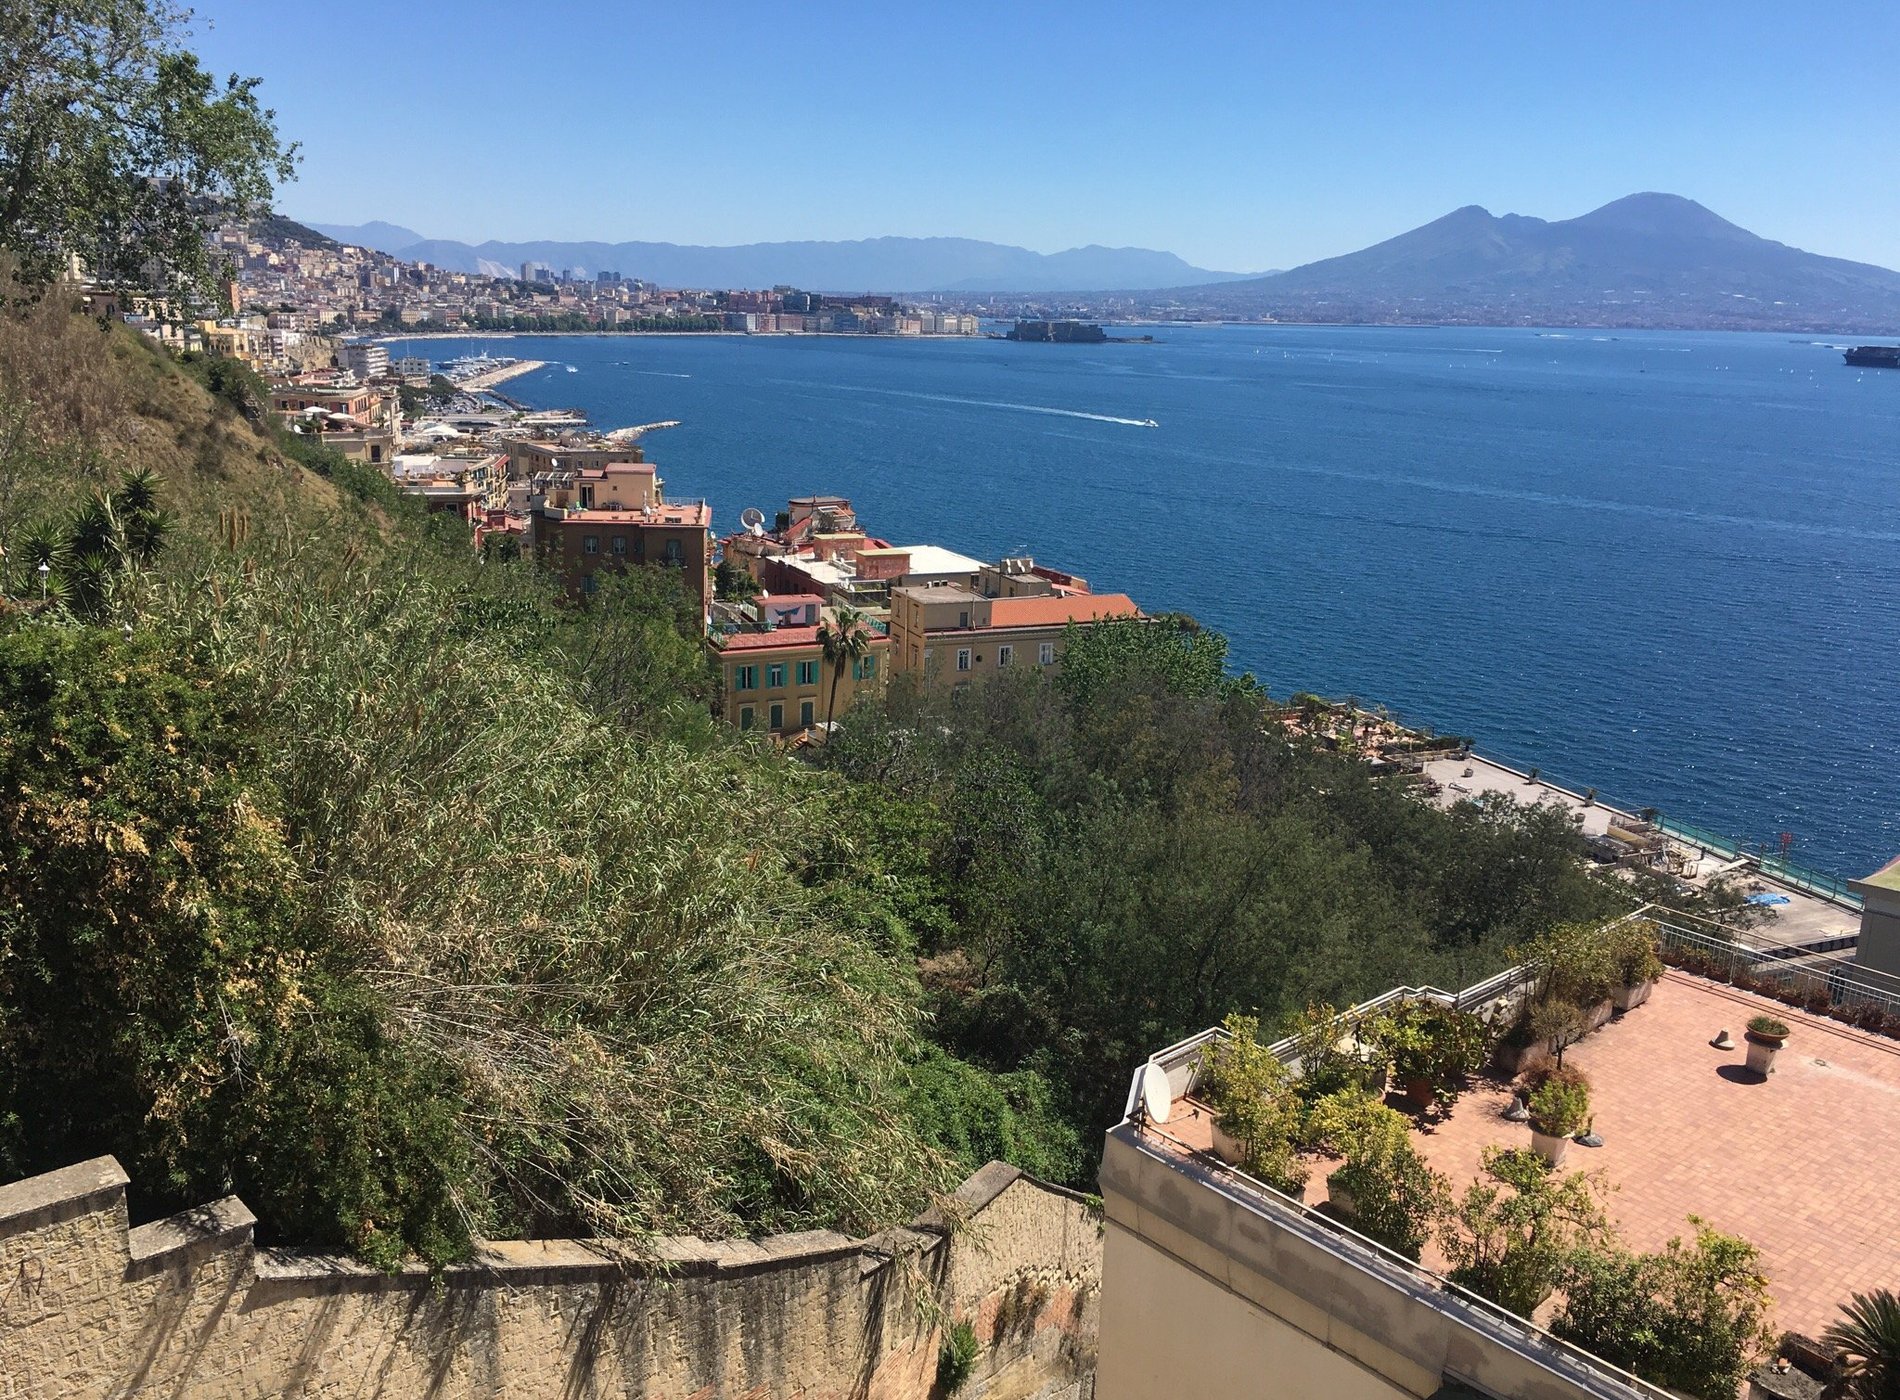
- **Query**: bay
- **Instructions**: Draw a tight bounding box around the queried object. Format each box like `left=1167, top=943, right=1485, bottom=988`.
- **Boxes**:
left=388, top=325, right=1900, bottom=878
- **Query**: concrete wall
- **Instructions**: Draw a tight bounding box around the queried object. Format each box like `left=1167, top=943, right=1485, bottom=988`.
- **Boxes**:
left=1852, top=885, right=1900, bottom=980
left=1096, top=1126, right=1649, bottom=1400
left=0, top=1157, right=1099, bottom=1400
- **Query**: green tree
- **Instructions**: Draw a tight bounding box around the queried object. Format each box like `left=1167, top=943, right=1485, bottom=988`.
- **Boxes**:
left=818, top=602, right=873, bottom=733
left=1554, top=1222, right=1774, bottom=1400
left=0, top=0, right=296, bottom=309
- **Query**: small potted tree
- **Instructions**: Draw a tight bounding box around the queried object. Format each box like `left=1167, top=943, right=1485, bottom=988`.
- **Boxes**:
left=1199, top=1014, right=1308, bottom=1197
left=1744, top=1014, right=1790, bottom=1077
left=1305, top=1088, right=1450, bottom=1261
left=1371, top=998, right=1490, bottom=1111
left=1527, top=1070, right=1591, bottom=1167
left=1609, top=921, right=1665, bottom=1012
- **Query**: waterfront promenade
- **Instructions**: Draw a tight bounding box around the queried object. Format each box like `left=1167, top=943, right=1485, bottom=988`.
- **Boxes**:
left=1422, top=752, right=1861, bottom=953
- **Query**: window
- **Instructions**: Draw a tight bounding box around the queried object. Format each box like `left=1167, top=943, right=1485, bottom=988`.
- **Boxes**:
left=739, top=706, right=754, bottom=731
left=795, top=660, right=819, bottom=686
left=861, top=654, right=877, bottom=678
left=799, top=700, right=814, bottom=728
left=958, top=611, right=969, bottom=628
left=610, top=535, right=627, bottom=555
left=581, top=574, right=598, bottom=595
left=769, top=703, right=784, bottom=730
left=997, top=645, right=1013, bottom=667
left=766, top=663, right=786, bottom=688
left=663, top=539, right=684, bottom=565
left=1039, top=642, right=1055, bottom=665
left=583, top=535, right=599, bottom=554
left=734, top=664, right=758, bottom=691
left=956, top=648, right=972, bottom=672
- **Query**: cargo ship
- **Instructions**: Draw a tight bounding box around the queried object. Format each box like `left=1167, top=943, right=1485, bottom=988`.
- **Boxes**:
left=1843, top=345, right=1900, bottom=368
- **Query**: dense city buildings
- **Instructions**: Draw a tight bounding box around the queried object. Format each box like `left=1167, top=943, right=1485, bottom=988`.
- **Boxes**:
left=94, top=219, right=1150, bottom=748
left=202, top=219, right=980, bottom=354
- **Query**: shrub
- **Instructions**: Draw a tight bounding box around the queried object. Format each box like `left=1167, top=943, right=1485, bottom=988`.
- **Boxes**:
left=1554, top=1222, right=1774, bottom=1400
left=1527, top=1075, right=1591, bottom=1139
left=1369, top=998, right=1491, bottom=1105
left=1514, top=920, right=1619, bottom=1009
left=1199, top=1014, right=1304, bottom=1189
left=1606, top=920, right=1664, bottom=989
left=1441, top=1147, right=1610, bottom=1317
left=1747, top=1015, right=1789, bottom=1039
left=937, top=1318, right=981, bottom=1394
left=1308, top=1089, right=1450, bottom=1261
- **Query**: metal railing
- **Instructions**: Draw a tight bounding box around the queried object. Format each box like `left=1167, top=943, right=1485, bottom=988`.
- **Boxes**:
left=1655, top=818, right=1862, bottom=909
left=1651, top=915, right=1900, bottom=1026
left=1125, top=1121, right=1676, bottom=1400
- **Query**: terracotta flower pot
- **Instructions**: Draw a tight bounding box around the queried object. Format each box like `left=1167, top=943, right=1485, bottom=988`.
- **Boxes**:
left=1402, top=1075, right=1437, bottom=1109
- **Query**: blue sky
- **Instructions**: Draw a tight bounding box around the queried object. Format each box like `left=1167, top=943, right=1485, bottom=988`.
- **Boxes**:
left=192, top=1, right=1900, bottom=272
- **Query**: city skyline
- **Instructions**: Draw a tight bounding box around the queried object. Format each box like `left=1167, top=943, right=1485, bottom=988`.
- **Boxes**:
left=189, top=0, right=1900, bottom=275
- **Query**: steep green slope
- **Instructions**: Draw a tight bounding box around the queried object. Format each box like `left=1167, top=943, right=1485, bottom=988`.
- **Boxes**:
left=0, top=303, right=1065, bottom=1264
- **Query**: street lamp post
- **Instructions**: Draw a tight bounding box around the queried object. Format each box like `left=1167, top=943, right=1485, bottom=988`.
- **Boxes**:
left=37, top=560, right=49, bottom=602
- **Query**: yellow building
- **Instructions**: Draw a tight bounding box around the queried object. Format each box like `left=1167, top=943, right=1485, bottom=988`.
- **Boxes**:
left=711, top=614, right=890, bottom=738
left=888, top=585, right=1141, bottom=690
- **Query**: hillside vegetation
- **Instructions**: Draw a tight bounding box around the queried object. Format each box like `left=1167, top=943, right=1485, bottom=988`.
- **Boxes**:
left=0, top=294, right=1624, bottom=1266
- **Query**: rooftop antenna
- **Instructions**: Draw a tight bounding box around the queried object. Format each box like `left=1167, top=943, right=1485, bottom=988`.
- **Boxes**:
left=739, top=506, right=766, bottom=537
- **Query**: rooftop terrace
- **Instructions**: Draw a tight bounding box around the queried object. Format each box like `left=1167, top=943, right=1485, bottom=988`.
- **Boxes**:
left=1131, top=927, right=1900, bottom=1370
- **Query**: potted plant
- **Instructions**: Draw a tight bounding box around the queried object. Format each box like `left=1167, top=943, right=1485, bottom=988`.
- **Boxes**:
left=1608, top=921, right=1665, bottom=1012
left=1370, top=998, right=1490, bottom=1110
left=1744, top=1014, right=1790, bottom=1077
left=1198, top=1014, right=1306, bottom=1196
left=1305, top=1088, right=1451, bottom=1261
left=1441, top=1146, right=1610, bottom=1316
left=1527, top=1070, right=1591, bottom=1167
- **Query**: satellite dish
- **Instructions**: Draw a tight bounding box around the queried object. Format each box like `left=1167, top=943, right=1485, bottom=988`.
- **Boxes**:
left=739, top=506, right=766, bottom=536
left=1139, top=1062, right=1173, bottom=1124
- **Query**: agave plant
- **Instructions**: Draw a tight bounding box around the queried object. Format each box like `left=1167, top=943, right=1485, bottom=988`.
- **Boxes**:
left=1823, top=1289, right=1900, bottom=1399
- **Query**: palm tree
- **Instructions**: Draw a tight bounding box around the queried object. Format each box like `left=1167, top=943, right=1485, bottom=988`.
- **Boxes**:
left=1824, top=1290, right=1900, bottom=1399
left=817, top=604, right=872, bottom=736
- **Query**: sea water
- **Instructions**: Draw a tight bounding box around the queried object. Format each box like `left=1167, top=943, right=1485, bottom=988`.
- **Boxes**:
left=389, top=325, right=1900, bottom=877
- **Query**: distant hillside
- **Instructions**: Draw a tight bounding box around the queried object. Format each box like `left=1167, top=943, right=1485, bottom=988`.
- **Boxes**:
left=306, top=219, right=424, bottom=252
left=1180, top=193, right=1900, bottom=332
left=303, top=225, right=1250, bottom=292
left=252, top=213, right=338, bottom=250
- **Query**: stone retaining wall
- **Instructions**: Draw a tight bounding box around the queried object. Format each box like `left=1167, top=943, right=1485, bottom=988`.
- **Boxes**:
left=0, top=1156, right=1099, bottom=1399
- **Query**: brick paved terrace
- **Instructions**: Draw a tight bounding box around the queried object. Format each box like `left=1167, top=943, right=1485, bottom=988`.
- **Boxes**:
left=1396, top=970, right=1900, bottom=1340
left=1156, top=971, right=1900, bottom=1342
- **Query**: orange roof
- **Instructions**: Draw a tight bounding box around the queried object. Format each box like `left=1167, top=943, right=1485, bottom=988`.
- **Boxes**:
left=986, top=593, right=1141, bottom=629
left=717, top=627, right=891, bottom=654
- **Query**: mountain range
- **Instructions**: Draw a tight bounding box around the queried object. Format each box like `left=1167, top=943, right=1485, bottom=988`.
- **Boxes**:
left=304, top=223, right=1250, bottom=292
left=1171, top=193, right=1900, bottom=331
left=307, top=195, right=1900, bottom=330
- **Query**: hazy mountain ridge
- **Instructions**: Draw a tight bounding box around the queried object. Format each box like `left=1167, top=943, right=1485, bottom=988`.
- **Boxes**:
left=305, top=224, right=1249, bottom=292
left=1179, top=194, right=1900, bottom=331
